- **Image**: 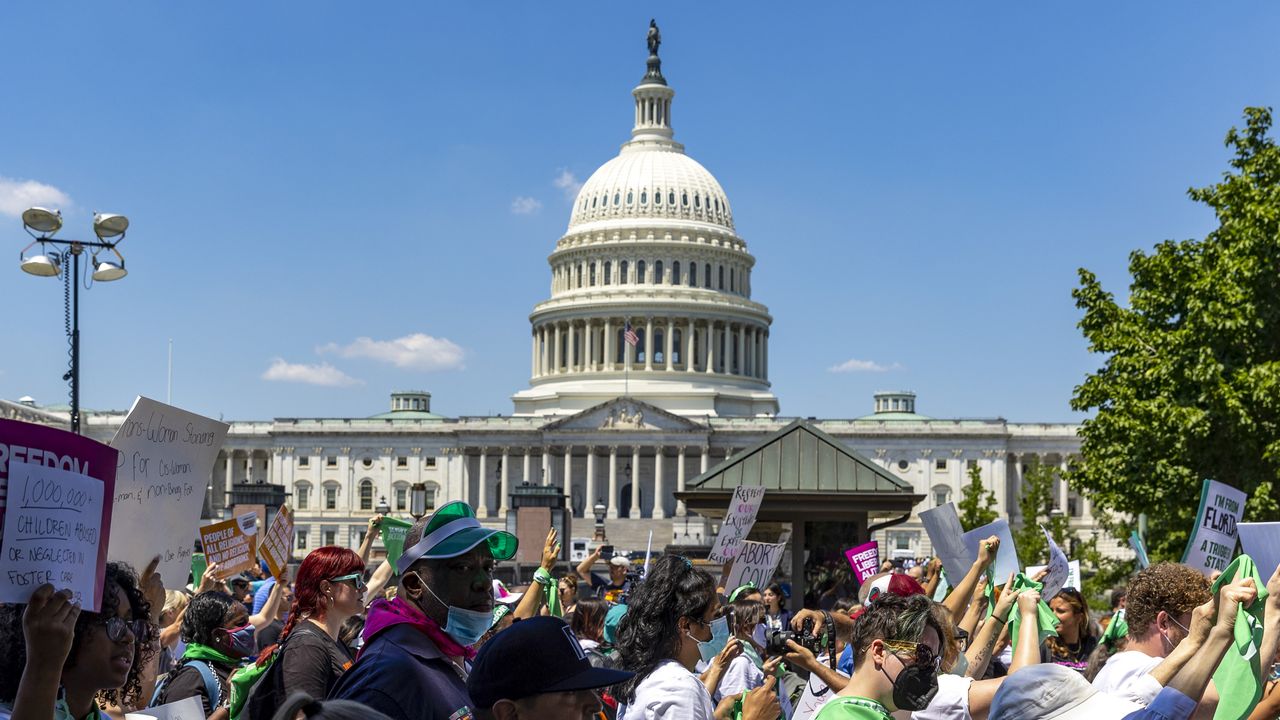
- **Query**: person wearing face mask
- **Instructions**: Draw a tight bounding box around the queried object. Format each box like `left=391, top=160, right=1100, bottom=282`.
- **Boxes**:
left=330, top=501, right=518, bottom=720
left=814, top=594, right=945, bottom=720
left=153, top=591, right=254, bottom=717
left=614, top=555, right=779, bottom=720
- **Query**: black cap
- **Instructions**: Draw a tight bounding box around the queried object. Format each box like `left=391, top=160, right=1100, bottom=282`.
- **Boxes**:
left=467, top=617, right=633, bottom=709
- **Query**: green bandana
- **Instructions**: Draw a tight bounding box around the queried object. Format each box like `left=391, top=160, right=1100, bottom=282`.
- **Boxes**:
left=182, top=642, right=243, bottom=667
left=535, top=567, right=563, bottom=618
left=1210, top=555, right=1267, bottom=720
left=1100, top=609, right=1128, bottom=650
left=1007, top=573, right=1059, bottom=649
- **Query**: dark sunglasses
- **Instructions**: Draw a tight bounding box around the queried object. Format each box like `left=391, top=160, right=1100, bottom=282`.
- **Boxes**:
left=884, top=640, right=942, bottom=672
left=97, top=616, right=150, bottom=643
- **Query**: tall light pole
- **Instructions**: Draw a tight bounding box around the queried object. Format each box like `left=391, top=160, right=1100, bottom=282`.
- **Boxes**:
left=19, top=207, right=131, bottom=434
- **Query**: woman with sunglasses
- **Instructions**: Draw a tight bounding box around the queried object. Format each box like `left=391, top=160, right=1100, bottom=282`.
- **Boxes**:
left=248, top=547, right=367, bottom=719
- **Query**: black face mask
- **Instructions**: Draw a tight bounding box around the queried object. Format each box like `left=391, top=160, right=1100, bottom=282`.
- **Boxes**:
left=883, top=660, right=939, bottom=711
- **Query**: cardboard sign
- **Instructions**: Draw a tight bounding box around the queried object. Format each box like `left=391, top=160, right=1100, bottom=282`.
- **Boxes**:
left=725, top=540, right=786, bottom=590
left=380, top=516, right=413, bottom=570
left=0, top=418, right=118, bottom=606
left=258, top=506, right=293, bottom=580
left=0, top=461, right=107, bottom=609
left=199, top=513, right=258, bottom=578
left=107, top=397, right=229, bottom=590
left=1130, top=531, right=1151, bottom=570
left=707, top=485, right=767, bottom=564
left=1238, top=523, right=1280, bottom=582
left=844, top=541, right=880, bottom=583
left=126, top=695, right=205, bottom=720
left=920, top=503, right=971, bottom=582
left=1182, top=479, right=1247, bottom=575
left=962, top=518, right=1020, bottom=582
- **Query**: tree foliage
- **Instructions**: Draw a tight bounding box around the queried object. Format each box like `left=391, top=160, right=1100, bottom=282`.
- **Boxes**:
left=1071, top=107, right=1280, bottom=560
left=1011, top=458, right=1071, bottom=566
left=957, top=463, right=998, bottom=529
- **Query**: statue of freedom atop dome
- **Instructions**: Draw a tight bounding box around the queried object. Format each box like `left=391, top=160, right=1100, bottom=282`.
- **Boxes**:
left=647, top=20, right=661, bottom=57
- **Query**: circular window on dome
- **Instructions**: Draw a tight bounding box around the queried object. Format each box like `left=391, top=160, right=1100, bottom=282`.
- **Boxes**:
left=613, top=193, right=620, bottom=205
left=668, top=192, right=676, bottom=205
left=641, top=191, right=647, bottom=205
left=627, top=191, right=633, bottom=205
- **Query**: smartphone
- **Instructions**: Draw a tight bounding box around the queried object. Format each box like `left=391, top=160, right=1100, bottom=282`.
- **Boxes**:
left=600, top=545, right=615, bottom=561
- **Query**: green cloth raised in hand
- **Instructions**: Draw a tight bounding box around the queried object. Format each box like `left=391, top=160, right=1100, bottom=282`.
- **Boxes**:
left=1007, top=573, right=1059, bottom=650
left=1210, top=554, right=1268, bottom=720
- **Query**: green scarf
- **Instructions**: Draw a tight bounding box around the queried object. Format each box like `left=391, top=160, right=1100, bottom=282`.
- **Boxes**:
left=535, top=567, right=562, bottom=617
left=1007, top=573, right=1059, bottom=650
left=182, top=642, right=242, bottom=667
left=1210, top=555, right=1267, bottom=720
left=1100, top=609, right=1128, bottom=650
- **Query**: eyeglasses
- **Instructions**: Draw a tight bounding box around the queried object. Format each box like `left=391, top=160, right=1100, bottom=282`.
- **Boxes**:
left=883, top=640, right=942, bottom=672
left=329, top=573, right=367, bottom=592
left=97, top=616, right=150, bottom=643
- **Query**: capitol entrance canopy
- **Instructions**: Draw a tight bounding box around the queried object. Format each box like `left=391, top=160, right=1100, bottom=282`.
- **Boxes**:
left=675, top=419, right=925, bottom=610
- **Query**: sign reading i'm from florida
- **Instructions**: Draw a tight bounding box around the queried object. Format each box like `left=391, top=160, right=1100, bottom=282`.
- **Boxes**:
left=1182, top=479, right=1247, bottom=575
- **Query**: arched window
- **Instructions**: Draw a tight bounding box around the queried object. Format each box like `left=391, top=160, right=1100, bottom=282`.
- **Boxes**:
left=715, top=198, right=720, bottom=212
left=694, top=194, right=701, bottom=208
left=673, top=261, right=681, bottom=285
left=626, top=191, right=633, bottom=204
left=932, top=484, right=952, bottom=507
left=718, top=266, right=725, bottom=290
left=577, top=264, right=583, bottom=288
left=655, top=260, right=664, bottom=283
left=673, top=329, right=683, bottom=364
left=655, top=189, right=662, bottom=205
left=669, top=191, right=676, bottom=205
left=295, top=482, right=311, bottom=510
left=359, top=479, right=374, bottom=511
left=589, top=262, right=597, bottom=286
left=704, top=263, right=712, bottom=287
left=603, top=261, right=612, bottom=285
left=682, top=192, right=689, bottom=207
left=689, top=262, right=697, bottom=287
left=640, top=190, right=647, bottom=205
left=620, top=260, right=629, bottom=284
left=613, top=192, right=620, bottom=205
left=654, top=330, right=664, bottom=364
left=730, top=268, right=736, bottom=293
left=637, top=260, right=647, bottom=283
left=592, top=196, right=597, bottom=208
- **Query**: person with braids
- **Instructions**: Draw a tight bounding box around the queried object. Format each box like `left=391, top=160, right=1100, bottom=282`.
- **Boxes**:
left=247, top=547, right=366, bottom=719
left=0, top=561, right=159, bottom=720
left=615, top=555, right=779, bottom=720
left=1041, top=588, right=1098, bottom=672
left=153, top=591, right=254, bottom=717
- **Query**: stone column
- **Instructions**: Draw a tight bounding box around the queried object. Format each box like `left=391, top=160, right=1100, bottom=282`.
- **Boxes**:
left=607, top=446, right=619, bottom=519
left=586, top=446, right=597, bottom=509
left=604, top=319, right=614, bottom=370
left=644, top=317, right=655, bottom=371
left=624, top=318, right=633, bottom=372
left=762, top=332, right=769, bottom=379
left=224, top=452, right=233, bottom=492
left=553, top=323, right=562, bottom=374
left=736, top=324, right=746, bottom=375
left=542, top=449, right=551, bottom=487
left=531, top=331, right=539, bottom=377
left=700, top=446, right=710, bottom=475
left=653, top=446, right=666, bottom=519
left=585, top=320, right=594, bottom=372
left=630, top=446, right=642, bottom=519
left=499, top=447, right=510, bottom=515
left=1059, top=456, right=1070, bottom=515
left=562, top=446, right=573, bottom=506
left=706, top=321, right=716, bottom=374
left=665, top=319, right=675, bottom=371
left=686, top=320, right=696, bottom=372
left=477, top=449, right=489, bottom=517
left=522, top=449, right=532, bottom=487
left=677, top=446, right=688, bottom=516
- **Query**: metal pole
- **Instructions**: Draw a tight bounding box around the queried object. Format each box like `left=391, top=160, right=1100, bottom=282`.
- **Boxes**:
left=70, top=248, right=81, bottom=435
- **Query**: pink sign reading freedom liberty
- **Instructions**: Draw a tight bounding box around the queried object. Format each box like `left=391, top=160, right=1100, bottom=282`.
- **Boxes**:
left=845, top=541, right=880, bottom=583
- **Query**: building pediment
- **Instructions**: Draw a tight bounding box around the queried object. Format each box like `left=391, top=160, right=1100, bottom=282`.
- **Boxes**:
left=541, top=398, right=705, bottom=433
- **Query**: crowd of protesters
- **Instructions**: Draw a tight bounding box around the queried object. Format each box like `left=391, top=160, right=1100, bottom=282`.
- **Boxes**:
left=4, top=499, right=1280, bottom=720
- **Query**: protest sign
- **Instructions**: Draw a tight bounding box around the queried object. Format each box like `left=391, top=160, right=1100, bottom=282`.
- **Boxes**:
left=380, top=516, right=413, bottom=570
left=258, top=506, right=293, bottom=580
left=726, top=540, right=786, bottom=590
left=1028, top=560, right=1081, bottom=597
left=107, top=397, right=229, bottom=589
left=920, top=503, right=970, bottom=582
left=199, top=513, right=258, bottom=578
left=1130, top=531, right=1151, bottom=570
left=1182, top=479, right=1247, bottom=575
left=1031, top=526, right=1070, bottom=599
left=792, top=664, right=844, bottom=720
left=707, top=485, right=766, bottom=564
left=1239, top=523, right=1280, bottom=582
left=1, top=418, right=118, bottom=606
left=126, top=696, right=205, bottom=720
left=962, top=518, right=1020, bottom=582
left=0, top=461, right=106, bottom=609
left=844, top=541, right=880, bottom=583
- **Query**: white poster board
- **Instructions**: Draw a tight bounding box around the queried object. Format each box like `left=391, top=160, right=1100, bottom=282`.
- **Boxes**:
left=1028, top=560, right=1081, bottom=597
left=791, top=663, right=845, bottom=720
left=962, top=518, right=1020, bottom=582
left=725, top=540, right=786, bottom=590
left=126, top=696, right=205, bottom=720
left=1182, top=479, right=1247, bottom=575
left=919, top=503, right=970, bottom=581
left=707, top=486, right=766, bottom=564
left=107, top=397, right=229, bottom=589
left=0, top=461, right=105, bottom=609
left=1238, top=523, right=1280, bottom=583
left=1031, top=526, right=1071, bottom=599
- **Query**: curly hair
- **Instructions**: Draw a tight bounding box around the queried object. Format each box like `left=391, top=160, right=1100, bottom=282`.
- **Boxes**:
left=615, top=555, right=717, bottom=703
left=1043, top=588, right=1096, bottom=659
left=0, top=562, right=155, bottom=708
left=181, top=591, right=240, bottom=646
left=1124, top=563, right=1210, bottom=639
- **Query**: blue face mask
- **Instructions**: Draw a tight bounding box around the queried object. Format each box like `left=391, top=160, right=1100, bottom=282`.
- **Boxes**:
left=415, top=573, right=494, bottom=647
left=223, top=622, right=256, bottom=658
left=691, top=616, right=731, bottom=664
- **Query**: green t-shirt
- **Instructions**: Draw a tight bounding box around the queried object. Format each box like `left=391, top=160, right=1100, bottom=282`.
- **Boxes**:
left=814, top=696, right=893, bottom=720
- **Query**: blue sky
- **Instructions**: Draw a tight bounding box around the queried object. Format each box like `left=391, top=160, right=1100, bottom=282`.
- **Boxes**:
left=3, top=3, right=1277, bottom=423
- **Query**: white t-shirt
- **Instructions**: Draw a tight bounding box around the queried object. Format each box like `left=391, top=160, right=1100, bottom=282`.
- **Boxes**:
left=891, top=674, right=974, bottom=720
left=717, top=654, right=765, bottom=701
left=619, top=659, right=717, bottom=720
left=1091, top=650, right=1164, bottom=705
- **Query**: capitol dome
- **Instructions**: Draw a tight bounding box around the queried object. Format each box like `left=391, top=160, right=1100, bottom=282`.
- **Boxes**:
left=512, top=24, right=778, bottom=419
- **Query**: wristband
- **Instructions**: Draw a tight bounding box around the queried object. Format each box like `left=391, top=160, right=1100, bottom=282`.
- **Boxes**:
left=533, top=567, right=554, bottom=586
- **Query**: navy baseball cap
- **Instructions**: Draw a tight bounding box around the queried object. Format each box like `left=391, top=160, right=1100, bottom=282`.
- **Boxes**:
left=468, top=617, right=633, bottom=709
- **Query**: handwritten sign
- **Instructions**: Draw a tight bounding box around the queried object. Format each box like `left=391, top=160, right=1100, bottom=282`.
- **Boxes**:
left=107, top=397, right=229, bottom=590
left=707, top=486, right=766, bottom=564
left=1183, top=479, right=1247, bottom=575
left=0, top=461, right=106, bottom=609
left=844, top=541, right=880, bottom=584
left=726, top=540, right=786, bottom=590
left=199, top=513, right=258, bottom=578
left=1032, top=526, right=1070, bottom=599
left=1, top=418, right=118, bottom=606
left=792, top=663, right=843, bottom=720
left=1028, top=559, right=1081, bottom=599
left=259, top=506, right=293, bottom=580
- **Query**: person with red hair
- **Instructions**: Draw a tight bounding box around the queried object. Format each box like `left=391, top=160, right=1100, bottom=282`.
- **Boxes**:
left=249, top=546, right=367, bottom=718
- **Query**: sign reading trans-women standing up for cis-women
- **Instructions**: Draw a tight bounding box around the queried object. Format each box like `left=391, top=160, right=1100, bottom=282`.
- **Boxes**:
left=1183, top=479, right=1248, bottom=575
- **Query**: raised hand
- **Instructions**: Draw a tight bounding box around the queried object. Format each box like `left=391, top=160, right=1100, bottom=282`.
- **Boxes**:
left=541, top=527, right=561, bottom=571
left=1016, top=588, right=1042, bottom=617
left=198, top=562, right=223, bottom=593
left=140, top=555, right=167, bottom=625
left=977, top=536, right=1000, bottom=568
left=23, top=584, right=81, bottom=669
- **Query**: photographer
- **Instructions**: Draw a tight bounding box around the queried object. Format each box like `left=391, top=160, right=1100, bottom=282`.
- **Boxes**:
left=576, top=545, right=632, bottom=603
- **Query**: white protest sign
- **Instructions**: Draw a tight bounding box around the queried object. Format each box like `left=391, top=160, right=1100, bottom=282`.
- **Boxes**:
left=126, top=696, right=205, bottom=720
left=108, top=397, right=229, bottom=589
left=1033, top=526, right=1070, bottom=599
left=962, top=518, right=1020, bottom=582
left=791, top=664, right=845, bottom=720
left=1182, top=479, right=1247, bottom=575
left=726, top=540, right=786, bottom=591
left=0, top=461, right=105, bottom=609
left=259, top=506, right=293, bottom=580
left=1028, top=560, right=1081, bottom=597
left=1238, top=523, right=1280, bottom=582
left=707, top=485, right=766, bottom=564
left=919, top=503, right=970, bottom=582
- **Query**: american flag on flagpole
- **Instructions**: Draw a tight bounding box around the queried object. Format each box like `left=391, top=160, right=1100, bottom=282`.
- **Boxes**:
left=624, top=321, right=640, bottom=346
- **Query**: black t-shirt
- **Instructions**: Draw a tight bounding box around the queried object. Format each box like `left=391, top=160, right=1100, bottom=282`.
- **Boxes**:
left=257, top=619, right=285, bottom=653
left=158, top=659, right=236, bottom=715
left=278, top=623, right=354, bottom=701
left=589, top=573, right=629, bottom=602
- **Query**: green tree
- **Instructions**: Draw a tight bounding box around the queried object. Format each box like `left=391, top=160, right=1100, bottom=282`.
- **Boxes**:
left=1071, top=107, right=1280, bottom=560
left=1011, top=458, right=1071, bottom=566
left=957, top=463, right=998, bottom=529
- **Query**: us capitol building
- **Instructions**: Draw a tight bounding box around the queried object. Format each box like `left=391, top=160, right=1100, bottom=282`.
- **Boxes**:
left=1, top=26, right=1096, bottom=560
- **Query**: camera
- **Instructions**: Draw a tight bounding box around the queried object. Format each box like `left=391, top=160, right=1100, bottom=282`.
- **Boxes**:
left=764, top=617, right=824, bottom=657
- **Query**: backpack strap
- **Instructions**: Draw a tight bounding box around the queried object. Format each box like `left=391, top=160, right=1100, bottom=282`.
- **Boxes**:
left=149, top=659, right=221, bottom=710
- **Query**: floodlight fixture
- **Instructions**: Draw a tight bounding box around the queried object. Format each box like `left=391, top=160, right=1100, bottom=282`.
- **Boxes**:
left=22, top=207, right=63, bottom=237
left=20, top=249, right=61, bottom=277
left=93, top=213, right=129, bottom=239
left=91, top=249, right=127, bottom=282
